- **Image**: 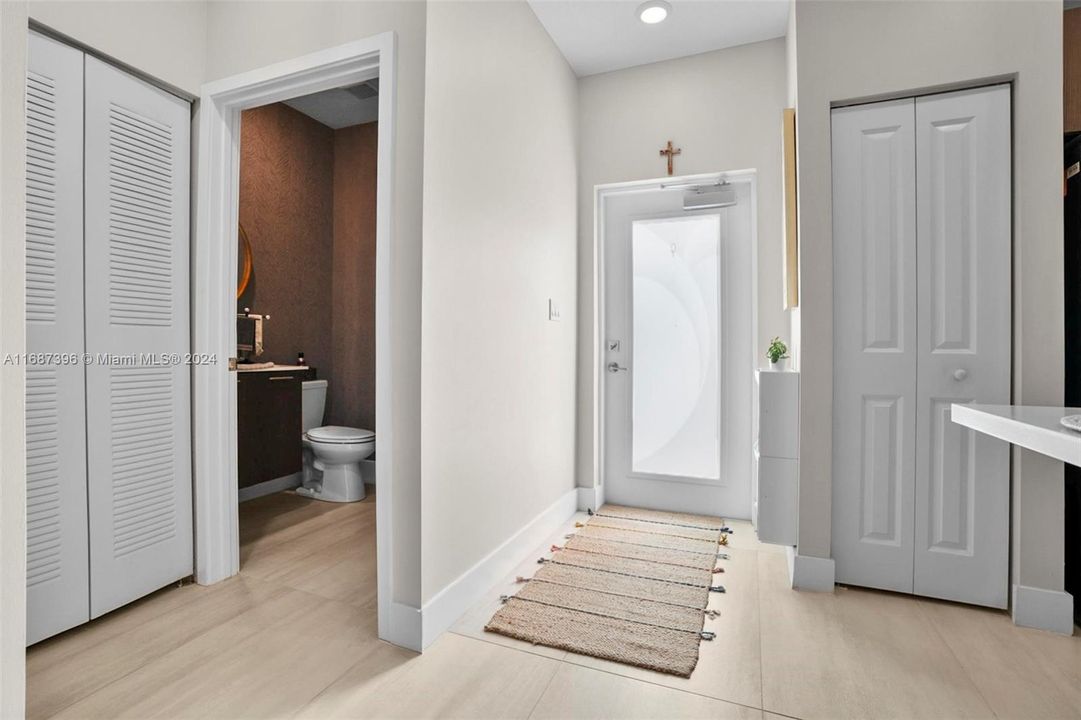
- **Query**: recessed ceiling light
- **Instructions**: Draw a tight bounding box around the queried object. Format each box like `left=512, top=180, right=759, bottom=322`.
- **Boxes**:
left=637, top=0, right=671, bottom=25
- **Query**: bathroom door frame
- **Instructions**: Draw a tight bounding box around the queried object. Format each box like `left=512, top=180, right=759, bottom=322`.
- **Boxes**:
left=191, top=34, right=406, bottom=646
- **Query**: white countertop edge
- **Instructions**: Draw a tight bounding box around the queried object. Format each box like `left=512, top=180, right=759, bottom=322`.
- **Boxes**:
left=951, top=404, right=1081, bottom=467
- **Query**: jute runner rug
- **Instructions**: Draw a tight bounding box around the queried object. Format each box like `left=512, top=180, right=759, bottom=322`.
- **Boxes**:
left=484, top=504, right=728, bottom=677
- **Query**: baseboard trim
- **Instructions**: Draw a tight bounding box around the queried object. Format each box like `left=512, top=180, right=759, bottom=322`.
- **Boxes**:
left=787, top=546, right=835, bottom=592
left=1012, top=584, right=1076, bottom=635
left=419, top=487, right=578, bottom=649
left=381, top=600, right=422, bottom=652
left=238, top=472, right=301, bottom=502
left=576, top=484, right=604, bottom=512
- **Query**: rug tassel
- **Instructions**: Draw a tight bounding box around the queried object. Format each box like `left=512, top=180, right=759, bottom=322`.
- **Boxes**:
left=716, top=552, right=729, bottom=560
left=710, top=585, right=726, bottom=593
left=499, top=595, right=511, bottom=603
left=587, top=508, right=595, bottom=516
left=705, top=609, right=721, bottom=619
left=719, top=534, right=729, bottom=546
left=515, top=576, right=529, bottom=583
left=575, top=522, right=586, bottom=528
left=550, top=545, right=563, bottom=552
left=719, top=526, right=734, bottom=534
left=712, top=566, right=725, bottom=573
left=700, top=631, right=716, bottom=641
left=537, top=557, right=549, bottom=564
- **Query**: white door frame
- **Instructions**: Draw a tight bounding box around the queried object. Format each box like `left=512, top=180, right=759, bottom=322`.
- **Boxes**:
left=592, top=169, right=759, bottom=512
left=192, top=34, right=399, bottom=644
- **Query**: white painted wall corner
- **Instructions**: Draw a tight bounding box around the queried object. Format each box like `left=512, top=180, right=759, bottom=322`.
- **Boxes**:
left=786, top=545, right=835, bottom=592
left=385, top=600, right=422, bottom=652
left=419, top=487, right=578, bottom=649
left=1012, top=584, right=1075, bottom=636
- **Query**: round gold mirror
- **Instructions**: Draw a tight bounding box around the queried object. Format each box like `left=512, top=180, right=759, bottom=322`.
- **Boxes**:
left=237, top=224, right=253, bottom=300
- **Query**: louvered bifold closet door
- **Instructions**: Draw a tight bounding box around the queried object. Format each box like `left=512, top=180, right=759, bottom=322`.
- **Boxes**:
left=83, top=56, right=192, bottom=618
left=25, top=33, right=89, bottom=644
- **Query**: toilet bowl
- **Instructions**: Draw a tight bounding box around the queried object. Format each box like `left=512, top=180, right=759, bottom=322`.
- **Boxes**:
left=297, top=380, right=375, bottom=503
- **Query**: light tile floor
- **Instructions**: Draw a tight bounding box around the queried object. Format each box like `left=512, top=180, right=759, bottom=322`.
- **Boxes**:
left=26, top=492, right=1081, bottom=719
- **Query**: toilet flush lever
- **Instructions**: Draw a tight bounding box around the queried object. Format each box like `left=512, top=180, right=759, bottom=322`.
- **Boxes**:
left=607, top=362, right=628, bottom=373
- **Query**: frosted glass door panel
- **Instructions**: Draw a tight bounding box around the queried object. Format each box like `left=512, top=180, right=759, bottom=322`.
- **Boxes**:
left=631, top=214, right=721, bottom=481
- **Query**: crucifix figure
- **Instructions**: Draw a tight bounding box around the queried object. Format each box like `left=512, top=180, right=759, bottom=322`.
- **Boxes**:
left=659, top=140, right=681, bottom=176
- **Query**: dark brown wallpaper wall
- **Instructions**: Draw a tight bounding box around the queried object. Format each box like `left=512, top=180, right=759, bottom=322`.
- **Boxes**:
left=330, top=123, right=378, bottom=430
left=238, top=103, right=377, bottom=430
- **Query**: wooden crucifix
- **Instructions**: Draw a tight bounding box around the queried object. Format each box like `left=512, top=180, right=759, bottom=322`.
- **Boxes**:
left=659, top=140, right=681, bottom=176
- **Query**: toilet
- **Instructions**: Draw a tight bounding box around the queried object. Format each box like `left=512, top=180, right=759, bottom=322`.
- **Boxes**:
left=296, top=379, right=375, bottom=503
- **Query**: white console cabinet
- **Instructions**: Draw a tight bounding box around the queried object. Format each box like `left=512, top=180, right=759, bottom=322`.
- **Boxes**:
left=754, top=370, right=798, bottom=546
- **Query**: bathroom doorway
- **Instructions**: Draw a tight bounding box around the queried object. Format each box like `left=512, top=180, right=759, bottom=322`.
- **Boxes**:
left=192, top=36, right=409, bottom=648
left=231, top=81, right=379, bottom=603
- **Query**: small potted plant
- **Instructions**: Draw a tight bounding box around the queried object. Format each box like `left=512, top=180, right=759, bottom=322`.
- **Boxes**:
left=766, top=337, right=789, bottom=371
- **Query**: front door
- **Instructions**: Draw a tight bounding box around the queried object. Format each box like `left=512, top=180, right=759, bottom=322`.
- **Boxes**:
left=601, top=179, right=755, bottom=518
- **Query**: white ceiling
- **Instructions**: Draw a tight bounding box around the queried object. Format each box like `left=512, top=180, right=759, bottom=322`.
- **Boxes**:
left=283, top=80, right=379, bottom=130
left=528, top=0, right=790, bottom=77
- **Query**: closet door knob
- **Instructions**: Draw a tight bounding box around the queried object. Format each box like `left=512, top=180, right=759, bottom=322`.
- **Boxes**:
left=953, top=368, right=968, bottom=381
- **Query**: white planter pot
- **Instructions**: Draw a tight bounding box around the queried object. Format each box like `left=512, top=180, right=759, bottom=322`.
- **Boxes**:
left=769, top=358, right=789, bottom=371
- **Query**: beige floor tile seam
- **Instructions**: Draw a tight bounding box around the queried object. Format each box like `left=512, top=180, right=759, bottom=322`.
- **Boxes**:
left=755, top=544, right=767, bottom=715
left=245, top=510, right=374, bottom=558
left=31, top=583, right=194, bottom=671
left=241, top=499, right=373, bottom=555
left=449, top=625, right=569, bottom=661
left=913, top=598, right=1008, bottom=720
left=524, top=655, right=565, bottom=720
left=555, top=651, right=770, bottom=716
left=31, top=581, right=271, bottom=720
left=285, top=639, right=396, bottom=720
left=41, top=577, right=337, bottom=720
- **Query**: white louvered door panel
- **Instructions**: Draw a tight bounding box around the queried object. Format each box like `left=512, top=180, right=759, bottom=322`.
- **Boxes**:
left=25, top=33, right=89, bottom=644
left=83, top=56, right=192, bottom=618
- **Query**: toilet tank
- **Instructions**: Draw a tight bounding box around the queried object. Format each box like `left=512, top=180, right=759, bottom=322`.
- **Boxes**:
left=301, top=380, right=328, bottom=433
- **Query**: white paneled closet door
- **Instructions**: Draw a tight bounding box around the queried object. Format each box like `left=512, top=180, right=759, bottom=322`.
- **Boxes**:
left=832, top=86, right=1011, bottom=608
left=831, top=98, right=918, bottom=594
left=83, top=56, right=192, bottom=618
left=25, top=33, right=90, bottom=644
left=913, top=86, right=1011, bottom=608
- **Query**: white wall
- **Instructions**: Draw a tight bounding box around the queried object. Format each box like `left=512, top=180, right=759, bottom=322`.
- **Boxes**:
left=28, top=0, right=207, bottom=96
left=792, top=2, right=1065, bottom=598
left=420, top=0, right=578, bottom=600
left=783, top=0, right=799, bottom=369
left=575, top=39, right=787, bottom=490
left=0, top=5, right=27, bottom=716
left=205, top=1, right=429, bottom=610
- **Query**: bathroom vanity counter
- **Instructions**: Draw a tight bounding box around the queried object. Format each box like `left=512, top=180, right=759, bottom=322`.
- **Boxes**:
left=237, top=363, right=311, bottom=373
left=951, top=404, right=1081, bottom=467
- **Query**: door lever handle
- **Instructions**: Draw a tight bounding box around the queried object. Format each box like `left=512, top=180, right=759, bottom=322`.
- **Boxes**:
left=607, top=362, right=629, bottom=373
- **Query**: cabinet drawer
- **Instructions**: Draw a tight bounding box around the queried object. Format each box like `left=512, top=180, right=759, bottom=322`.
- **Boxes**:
left=758, top=371, right=799, bottom=459
left=757, top=456, right=798, bottom=546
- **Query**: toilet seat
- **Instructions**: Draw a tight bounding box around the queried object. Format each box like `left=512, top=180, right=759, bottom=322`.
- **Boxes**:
left=306, top=425, right=375, bottom=444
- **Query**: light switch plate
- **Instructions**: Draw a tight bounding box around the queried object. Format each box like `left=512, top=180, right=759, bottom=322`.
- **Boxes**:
left=548, top=298, right=561, bottom=322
